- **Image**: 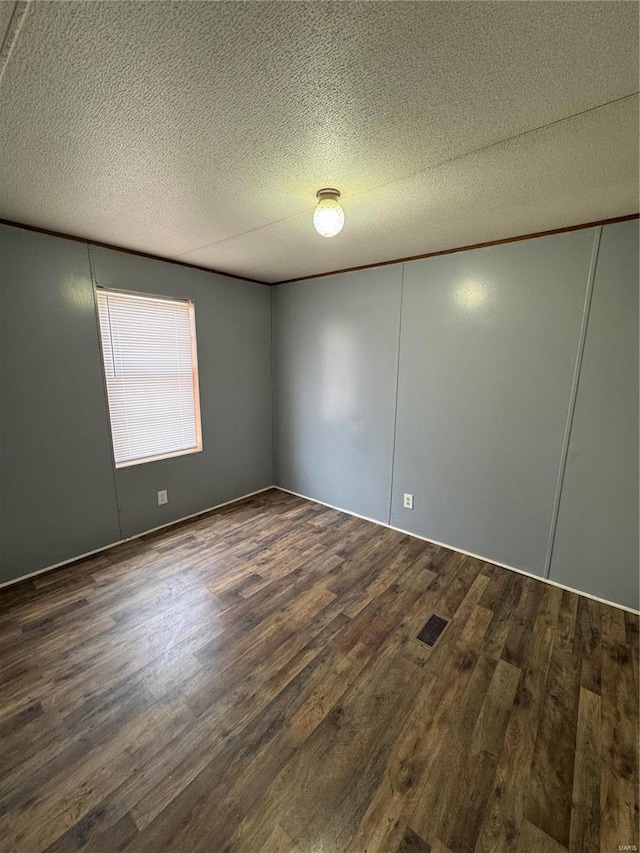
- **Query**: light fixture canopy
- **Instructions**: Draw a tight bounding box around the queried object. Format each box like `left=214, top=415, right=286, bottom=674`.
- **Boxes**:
left=313, top=188, right=344, bottom=237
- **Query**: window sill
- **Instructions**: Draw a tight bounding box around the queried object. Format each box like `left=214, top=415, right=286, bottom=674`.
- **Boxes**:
left=115, top=445, right=203, bottom=469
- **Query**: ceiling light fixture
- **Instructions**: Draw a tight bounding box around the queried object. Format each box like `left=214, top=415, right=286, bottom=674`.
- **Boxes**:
left=313, top=188, right=344, bottom=237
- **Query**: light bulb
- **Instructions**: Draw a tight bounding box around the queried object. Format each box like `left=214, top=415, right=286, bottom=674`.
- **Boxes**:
left=313, top=188, right=344, bottom=237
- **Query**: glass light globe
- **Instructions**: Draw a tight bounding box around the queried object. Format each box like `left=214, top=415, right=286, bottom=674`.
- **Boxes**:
left=313, top=190, right=344, bottom=237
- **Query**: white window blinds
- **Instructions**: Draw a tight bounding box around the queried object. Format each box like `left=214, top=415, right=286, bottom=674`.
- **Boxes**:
left=96, top=288, right=202, bottom=468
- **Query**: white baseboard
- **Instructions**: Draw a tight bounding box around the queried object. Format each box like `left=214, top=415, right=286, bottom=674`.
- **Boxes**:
left=3, top=483, right=637, bottom=617
left=274, top=486, right=640, bottom=616
left=0, top=486, right=274, bottom=591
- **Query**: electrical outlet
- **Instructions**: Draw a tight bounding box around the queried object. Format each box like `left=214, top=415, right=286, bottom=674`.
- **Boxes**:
left=403, top=493, right=413, bottom=510
left=157, top=489, right=168, bottom=506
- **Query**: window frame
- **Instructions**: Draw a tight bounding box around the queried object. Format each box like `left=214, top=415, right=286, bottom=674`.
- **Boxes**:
left=95, top=286, right=203, bottom=469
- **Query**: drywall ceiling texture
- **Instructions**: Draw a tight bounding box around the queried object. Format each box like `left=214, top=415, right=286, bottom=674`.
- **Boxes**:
left=0, top=1, right=16, bottom=47
left=0, top=1, right=637, bottom=282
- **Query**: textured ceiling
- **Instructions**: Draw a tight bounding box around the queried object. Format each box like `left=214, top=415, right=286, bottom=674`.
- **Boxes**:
left=0, top=1, right=637, bottom=283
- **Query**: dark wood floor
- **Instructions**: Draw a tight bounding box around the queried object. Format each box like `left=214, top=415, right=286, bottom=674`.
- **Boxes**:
left=0, top=489, right=638, bottom=853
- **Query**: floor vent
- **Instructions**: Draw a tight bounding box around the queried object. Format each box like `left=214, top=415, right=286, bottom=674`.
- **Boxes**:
left=416, top=614, right=449, bottom=647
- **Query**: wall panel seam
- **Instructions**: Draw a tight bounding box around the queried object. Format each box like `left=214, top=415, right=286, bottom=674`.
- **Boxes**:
left=270, top=287, right=276, bottom=485
left=87, top=243, right=123, bottom=542
left=386, top=264, right=405, bottom=526
left=542, top=225, right=602, bottom=579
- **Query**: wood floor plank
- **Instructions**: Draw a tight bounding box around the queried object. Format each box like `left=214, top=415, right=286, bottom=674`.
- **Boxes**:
left=443, top=658, right=521, bottom=853
left=281, top=650, right=421, bottom=851
left=517, top=818, right=568, bottom=852
left=396, top=827, right=432, bottom=852
left=599, top=606, right=639, bottom=853
left=8, top=692, right=193, bottom=852
left=525, top=591, right=581, bottom=847
left=576, top=596, right=602, bottom=694
left=569, top=687, right=601, bottom=853
left=474, top=583, right=562, bottom=853
left=0, top=489, right=636, bottom=853
left=479, top=568, right=523, bottom=661
left=412, top=651, right=498, bottom=847
left=344, top=584, right=495, bottom=853
left=42, top=811, right=139, bottom=853
left=252, top=822, right=301, bottom=853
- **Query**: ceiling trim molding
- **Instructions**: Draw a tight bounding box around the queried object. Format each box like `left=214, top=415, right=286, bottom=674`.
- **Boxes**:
left=274, top=212, right=640, bottom=285
left=1, top=212, right=637, bottom=287
left=0, top=217, right=271, bottom=286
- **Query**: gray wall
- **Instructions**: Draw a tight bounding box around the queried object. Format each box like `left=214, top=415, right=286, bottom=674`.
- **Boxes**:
left=273, top=221, right=639, bottom=610
left=0, top=225, right=273, bottom=584
left=390, top=230, right=594, bottom=574
left=0, top=227, right=121, bottom=582
left=91, top=247, right=273, bottom=539
left=549, top=220, right=639, bottom=608
left=2, top=219, right=638, bottom=609
left=273, top=266, right=402, bottom=522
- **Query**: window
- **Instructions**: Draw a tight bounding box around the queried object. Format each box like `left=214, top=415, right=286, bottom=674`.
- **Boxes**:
left=96, top=288, right=202, bottom=468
